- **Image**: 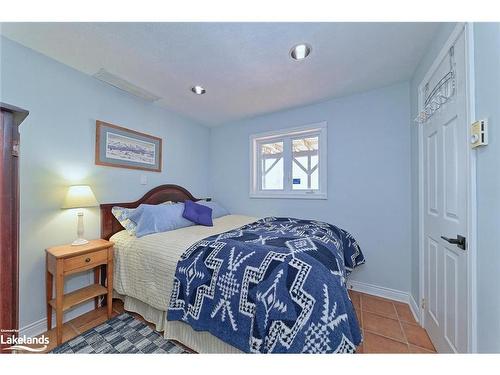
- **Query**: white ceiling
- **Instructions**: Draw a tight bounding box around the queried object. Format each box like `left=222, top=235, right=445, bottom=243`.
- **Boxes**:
left=1, top=22, right=440, bottom=126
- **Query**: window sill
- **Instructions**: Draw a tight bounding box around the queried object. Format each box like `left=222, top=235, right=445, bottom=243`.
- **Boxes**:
left=249, top=193, right=328, bottom=200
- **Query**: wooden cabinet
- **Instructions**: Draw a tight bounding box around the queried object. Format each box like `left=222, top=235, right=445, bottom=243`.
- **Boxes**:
left=0, top=103, right=28, bottom=353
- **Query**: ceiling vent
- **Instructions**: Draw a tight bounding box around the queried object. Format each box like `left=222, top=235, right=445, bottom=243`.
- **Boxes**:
left=92, top=69, right=161, bottom=102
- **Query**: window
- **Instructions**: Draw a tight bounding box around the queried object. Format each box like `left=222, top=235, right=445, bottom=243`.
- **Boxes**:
left=250, top=122, right=327, bottom=199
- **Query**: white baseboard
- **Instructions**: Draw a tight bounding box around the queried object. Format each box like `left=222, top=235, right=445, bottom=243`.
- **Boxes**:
left=348, top=280, right=421, bottom=325
left=408, top=294, right=421, bottom=325
left=20, top=302, right=95, bottom=338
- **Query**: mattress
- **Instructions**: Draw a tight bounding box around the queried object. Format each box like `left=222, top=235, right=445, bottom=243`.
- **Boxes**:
left=110, top=214, right=257, bottom=350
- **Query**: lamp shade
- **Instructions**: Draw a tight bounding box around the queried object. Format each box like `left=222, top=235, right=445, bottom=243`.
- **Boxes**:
left=62, top=185, right=98, bottom=209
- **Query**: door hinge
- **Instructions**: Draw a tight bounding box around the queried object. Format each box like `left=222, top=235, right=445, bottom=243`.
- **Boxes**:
left=12, top=140, right=19, bottom=157
left=421, top=298, right=426, bottom=310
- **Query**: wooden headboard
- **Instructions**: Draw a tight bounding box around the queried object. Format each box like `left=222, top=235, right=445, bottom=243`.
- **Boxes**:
left=100, top=184, right=203, bottom=240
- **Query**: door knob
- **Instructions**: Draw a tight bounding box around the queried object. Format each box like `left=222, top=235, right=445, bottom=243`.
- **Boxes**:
left=441, top=235, right=466, bottom=250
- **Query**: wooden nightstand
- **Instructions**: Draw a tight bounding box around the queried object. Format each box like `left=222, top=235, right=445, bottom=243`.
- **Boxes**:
left=45, top=239, right=114, bottom=345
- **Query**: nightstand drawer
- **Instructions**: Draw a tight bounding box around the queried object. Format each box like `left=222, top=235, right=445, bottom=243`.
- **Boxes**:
left=63, top=249, right=108, bottom=274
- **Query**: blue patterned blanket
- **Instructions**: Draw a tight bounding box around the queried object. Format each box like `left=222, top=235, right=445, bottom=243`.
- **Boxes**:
left=167, top=217, right=365, bottom=353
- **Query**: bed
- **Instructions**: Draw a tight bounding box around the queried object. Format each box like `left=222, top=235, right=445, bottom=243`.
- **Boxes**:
left=101, top=184, right=364, bottom=353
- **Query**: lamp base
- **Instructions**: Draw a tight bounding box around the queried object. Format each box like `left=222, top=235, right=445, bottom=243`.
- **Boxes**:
left=71, top=238, right=89, bottom=246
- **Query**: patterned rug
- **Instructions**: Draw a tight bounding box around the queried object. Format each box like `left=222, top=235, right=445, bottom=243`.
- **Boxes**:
left=50, top=313, right=189, bottom=354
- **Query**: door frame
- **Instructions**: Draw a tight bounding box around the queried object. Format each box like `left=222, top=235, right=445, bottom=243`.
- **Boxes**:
left=417, top=22, right=477, bottom=353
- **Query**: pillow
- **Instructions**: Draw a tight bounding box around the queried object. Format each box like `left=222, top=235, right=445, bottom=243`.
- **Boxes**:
left=197, top=200, right=229, bottom=218
left=111, top=201, right=173, bottom=236
left=183, top=200, right=213, bottom=226
left=129, top=203, right=194, bottom=238
left=111, top=206, right=138, bottom=236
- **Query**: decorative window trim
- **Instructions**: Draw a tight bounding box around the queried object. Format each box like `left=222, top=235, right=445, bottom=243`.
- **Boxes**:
left=249, top=122, right=328, bottom=199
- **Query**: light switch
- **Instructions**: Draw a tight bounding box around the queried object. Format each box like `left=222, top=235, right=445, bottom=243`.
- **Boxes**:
left=471, top=119, right=488, bottom=148
left=140, top=175, right=147, bottom=185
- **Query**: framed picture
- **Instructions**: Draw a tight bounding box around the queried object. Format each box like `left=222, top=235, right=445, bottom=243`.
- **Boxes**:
left=95, top=120, right=162, bottom=172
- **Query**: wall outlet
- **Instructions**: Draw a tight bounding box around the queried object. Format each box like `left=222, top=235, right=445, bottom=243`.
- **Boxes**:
left=140, top=175, right=147, bottom=185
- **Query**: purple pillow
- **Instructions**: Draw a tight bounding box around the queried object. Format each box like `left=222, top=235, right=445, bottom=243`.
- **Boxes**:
left=182, top=200, right=213, bottom=226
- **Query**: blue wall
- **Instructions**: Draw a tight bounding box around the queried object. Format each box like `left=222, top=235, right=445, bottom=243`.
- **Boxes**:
left=0, top=36, right=210, bottom=329
left=210, top=82, right=412, bottom=293
left=473, top=22, right=500, bottom=353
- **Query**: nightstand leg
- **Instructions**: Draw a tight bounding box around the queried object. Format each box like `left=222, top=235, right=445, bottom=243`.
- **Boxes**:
left=107, top=250, right=113, bottom=318
left=55, top=259, right=64, bottom=345
left=46, top=269, right=53, bottom=331
left=94, top=266, right=100, bottom=309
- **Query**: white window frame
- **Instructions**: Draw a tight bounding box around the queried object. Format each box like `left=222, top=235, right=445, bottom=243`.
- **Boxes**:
left=249, top=121, right=327, bottom=199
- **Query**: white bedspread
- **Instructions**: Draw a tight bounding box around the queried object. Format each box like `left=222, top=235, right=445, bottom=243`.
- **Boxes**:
left=110, top=214, right=257, bottom=313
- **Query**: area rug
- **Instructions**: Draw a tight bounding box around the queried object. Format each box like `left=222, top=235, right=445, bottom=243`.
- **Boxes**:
left=50, top=313, right=189, bottom=354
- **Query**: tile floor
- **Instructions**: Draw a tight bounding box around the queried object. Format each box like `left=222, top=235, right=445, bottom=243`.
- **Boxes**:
left=349, top=290, right=436, bottom=353
left=29, top=292, right=436, bottom=354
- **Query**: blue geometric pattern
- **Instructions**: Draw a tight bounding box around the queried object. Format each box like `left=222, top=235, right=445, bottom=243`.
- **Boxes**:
left=168, top=217, right=365, bottom=353
left=50, top=313, right=188, bottom=354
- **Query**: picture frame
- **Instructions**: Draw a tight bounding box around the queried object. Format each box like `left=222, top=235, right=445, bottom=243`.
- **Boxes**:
left=95, top=120, right=162, bottom=172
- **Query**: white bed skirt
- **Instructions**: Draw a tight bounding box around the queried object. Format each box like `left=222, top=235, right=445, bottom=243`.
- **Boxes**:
left=114, top=292, right=242, bottom=353
left=165, top=320, right=242, bottom=354
left=114, top=291, right=167, bottom=331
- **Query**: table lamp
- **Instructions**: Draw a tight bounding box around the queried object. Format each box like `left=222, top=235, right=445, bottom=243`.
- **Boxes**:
left=62, top=185, right=99, bottom=246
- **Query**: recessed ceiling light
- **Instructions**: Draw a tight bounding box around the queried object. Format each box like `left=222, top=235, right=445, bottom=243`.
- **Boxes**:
left=290, top=43, right=312, bottom=61
left=191, top=85, right=206, bottom=95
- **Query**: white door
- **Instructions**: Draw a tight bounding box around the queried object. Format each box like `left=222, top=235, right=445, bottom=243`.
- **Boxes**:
left=422, top=29, right=468, bottom=353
